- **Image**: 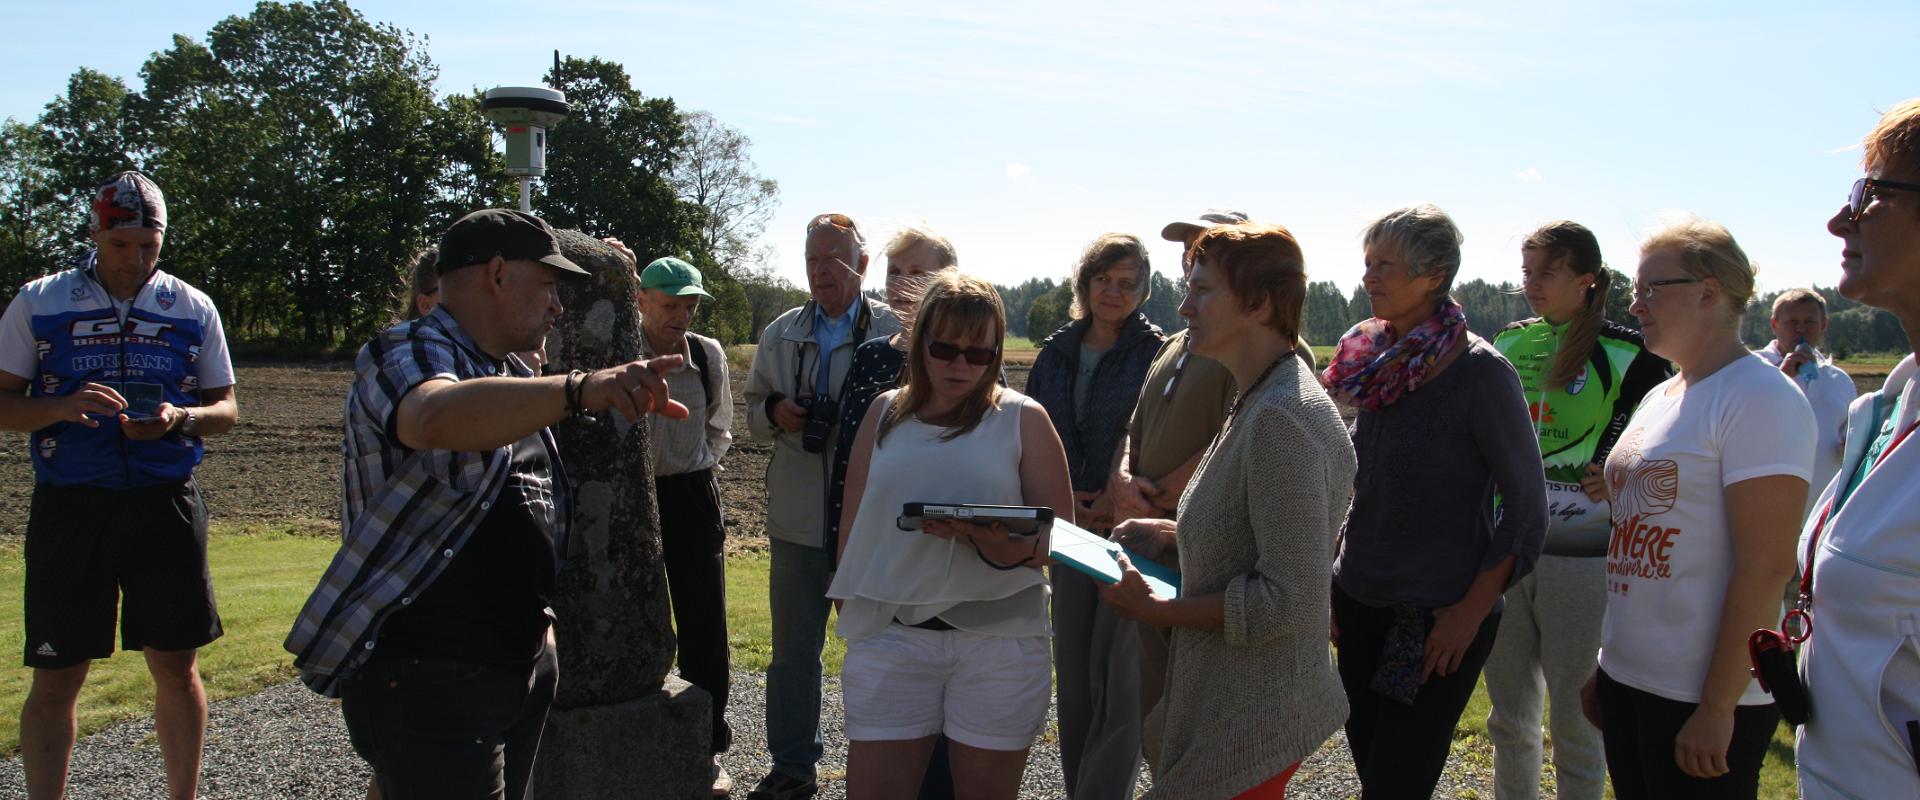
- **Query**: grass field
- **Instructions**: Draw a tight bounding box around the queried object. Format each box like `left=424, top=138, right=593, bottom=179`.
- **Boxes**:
left=0, top=524, right=336, bottom=754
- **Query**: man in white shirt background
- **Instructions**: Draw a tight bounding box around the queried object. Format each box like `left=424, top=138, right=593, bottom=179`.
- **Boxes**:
left=1752, top=289, right=1856, bottom=520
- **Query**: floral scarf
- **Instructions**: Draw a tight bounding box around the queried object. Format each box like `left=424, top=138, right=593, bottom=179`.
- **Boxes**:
left=1320, top=299, right=1468, bottom=412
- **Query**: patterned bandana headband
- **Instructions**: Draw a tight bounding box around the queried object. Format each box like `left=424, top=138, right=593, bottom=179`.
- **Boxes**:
left=88, top=171, right=168, bottom=234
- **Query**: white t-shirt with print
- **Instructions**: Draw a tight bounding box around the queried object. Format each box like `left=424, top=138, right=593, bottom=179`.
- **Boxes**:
left=1598, top=354, right=1815, bottom=706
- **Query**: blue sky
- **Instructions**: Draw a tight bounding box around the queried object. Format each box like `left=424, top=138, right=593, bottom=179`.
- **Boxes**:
left=5, top=1, right=1914, bottom=302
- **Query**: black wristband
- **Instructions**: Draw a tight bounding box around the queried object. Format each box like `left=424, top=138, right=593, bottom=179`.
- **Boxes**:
left=564, top=370, right=585, bottom=416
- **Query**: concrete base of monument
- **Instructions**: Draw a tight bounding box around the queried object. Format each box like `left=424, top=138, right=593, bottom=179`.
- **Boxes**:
left=534, top=676, right=714, bottom=800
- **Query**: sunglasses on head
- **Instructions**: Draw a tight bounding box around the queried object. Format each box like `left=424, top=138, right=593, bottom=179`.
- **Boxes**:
left=808, top=213, right=857, bottom=233
left=927, top=339, right=996, bottom=366
left=1848, top=177, right=1920, bottom=222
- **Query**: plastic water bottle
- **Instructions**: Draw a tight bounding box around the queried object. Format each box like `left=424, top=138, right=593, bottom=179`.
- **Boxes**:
left=1794, top=336, right=1819, bottom=383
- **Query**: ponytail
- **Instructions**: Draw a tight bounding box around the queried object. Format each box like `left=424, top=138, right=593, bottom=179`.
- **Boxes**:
left=1523, top=221, right=1608, bottom=390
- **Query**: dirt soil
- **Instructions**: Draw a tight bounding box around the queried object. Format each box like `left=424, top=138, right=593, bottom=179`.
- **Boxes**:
left=1, top=359, right=1037, bottom=549
left=0, top=357, right=1871, bottom=540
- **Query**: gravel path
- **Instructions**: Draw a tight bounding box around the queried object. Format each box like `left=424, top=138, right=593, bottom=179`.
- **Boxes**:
left=0, top=670, right=1492, bottom=799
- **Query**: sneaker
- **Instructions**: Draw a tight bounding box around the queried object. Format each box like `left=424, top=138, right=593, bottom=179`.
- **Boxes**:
left=711, top=759, right=734, bottom=797
left=745, top=771, right=817, bottom=800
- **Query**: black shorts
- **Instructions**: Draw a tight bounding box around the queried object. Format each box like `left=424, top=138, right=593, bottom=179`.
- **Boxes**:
left=23, top=480, right=223, bottom=668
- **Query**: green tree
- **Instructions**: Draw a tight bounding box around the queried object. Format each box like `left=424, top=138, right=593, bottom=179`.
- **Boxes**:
left=1026, top=283, right=1073, bottom=343
left=1137, top=270, right=1183, bottom=333
left=541, top=56, right=701, bottom=265
left=35, top=68, right=136, bottom=242
left=0, top=120, right=66, bottom=295
left=670, top=110, right=779, bottom=277
left=114, top=1, right=467, bottom=347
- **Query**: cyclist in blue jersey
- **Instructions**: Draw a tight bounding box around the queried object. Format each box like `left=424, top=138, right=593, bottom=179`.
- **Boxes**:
left=0, top=171, right=240, bottom=800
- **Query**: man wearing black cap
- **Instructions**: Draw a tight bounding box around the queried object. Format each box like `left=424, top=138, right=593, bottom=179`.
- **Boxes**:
left=0, top=170, right=238, bottom=800
left=285, top=208, right=687, bottom=800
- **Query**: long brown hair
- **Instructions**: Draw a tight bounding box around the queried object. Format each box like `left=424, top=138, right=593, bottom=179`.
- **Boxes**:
left=1523, top=221, right=1608, bottom=390
left=879, top=272, right=1006, bottom=445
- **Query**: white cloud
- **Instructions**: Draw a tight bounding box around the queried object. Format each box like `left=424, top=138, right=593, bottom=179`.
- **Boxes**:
left=1823, top=142, right=1862, bottom=155
left=1005, top=162, right=1031, bottom=178
left=1512, top=166, right=1545, bottom=183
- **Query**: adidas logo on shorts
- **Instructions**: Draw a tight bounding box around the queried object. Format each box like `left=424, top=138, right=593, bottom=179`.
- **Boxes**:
left=36, top=642, right=57, bottom=658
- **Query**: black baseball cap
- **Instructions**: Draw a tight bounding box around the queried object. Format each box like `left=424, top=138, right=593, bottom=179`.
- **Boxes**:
left=436, top=209, right=587, bottom=276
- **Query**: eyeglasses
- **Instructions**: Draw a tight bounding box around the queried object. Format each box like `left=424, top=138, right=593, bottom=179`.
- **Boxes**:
left=1847, top=177, right=1920, bottom=222
left=807, top=213, right=858, bottom=234
left=1630, top=277, right=1700, bottom=302
left=927, top=339, right=996, bottom=366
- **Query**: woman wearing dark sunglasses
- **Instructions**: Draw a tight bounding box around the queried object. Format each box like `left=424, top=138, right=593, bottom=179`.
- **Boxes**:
left=828, top=272, right=1074, bottom=800
left=1795, top=97, right=1920, bottom=800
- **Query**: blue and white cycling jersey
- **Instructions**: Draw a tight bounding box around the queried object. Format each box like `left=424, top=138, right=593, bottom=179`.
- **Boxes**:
left=0, top=253, right=234, bottom=488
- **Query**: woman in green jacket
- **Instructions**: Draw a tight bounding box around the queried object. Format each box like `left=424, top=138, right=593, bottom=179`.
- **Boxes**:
left=1484, top=221, right=1669, bottom=800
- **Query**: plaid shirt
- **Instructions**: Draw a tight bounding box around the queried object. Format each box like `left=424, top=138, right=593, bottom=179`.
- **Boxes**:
left=285, top=306, right=570, bottom=697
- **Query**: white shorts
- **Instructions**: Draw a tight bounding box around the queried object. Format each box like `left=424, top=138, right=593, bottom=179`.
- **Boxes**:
left=840, top=624, right=1051, bottom=751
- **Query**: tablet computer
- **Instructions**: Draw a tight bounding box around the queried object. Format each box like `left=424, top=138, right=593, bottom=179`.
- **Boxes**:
left=1049, top=519, right=1181, bottom=598
left=897, top=503, right=1052, bottom=536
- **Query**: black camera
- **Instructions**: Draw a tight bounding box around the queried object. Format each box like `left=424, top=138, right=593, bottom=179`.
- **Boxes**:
left=1748, top=628, right=1811, bottom=726
left=797, top=395, right=838, bottom=454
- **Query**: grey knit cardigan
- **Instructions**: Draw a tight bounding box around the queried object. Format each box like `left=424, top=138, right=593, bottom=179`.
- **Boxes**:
left=1147, top=354, right=1355, bottom=799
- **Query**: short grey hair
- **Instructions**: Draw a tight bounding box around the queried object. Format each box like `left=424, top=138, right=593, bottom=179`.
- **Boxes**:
left=1363, top=204, right=1464, bottom=297
left=806, top=213, right=867, bottom=259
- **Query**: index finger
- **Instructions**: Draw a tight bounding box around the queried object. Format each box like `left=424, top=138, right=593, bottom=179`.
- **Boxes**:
left=635, top=366, right=689, bottom=420
left=82, top=382, right=129, bottom=407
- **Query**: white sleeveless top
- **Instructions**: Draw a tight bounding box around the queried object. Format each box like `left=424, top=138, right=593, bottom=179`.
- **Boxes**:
left=827, top=388, right=1052, bottom=641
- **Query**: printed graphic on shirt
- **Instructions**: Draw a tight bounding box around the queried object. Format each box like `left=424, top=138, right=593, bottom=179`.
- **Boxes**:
left=1604, top=427, right=1681, bottom=594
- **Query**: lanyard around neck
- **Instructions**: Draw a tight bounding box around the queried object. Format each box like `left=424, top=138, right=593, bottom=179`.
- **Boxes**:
left=1789, top=411, right=1920, bottom=640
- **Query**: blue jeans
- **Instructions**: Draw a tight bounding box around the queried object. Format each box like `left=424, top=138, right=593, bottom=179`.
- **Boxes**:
left=766, top=539, right=833, bottom=779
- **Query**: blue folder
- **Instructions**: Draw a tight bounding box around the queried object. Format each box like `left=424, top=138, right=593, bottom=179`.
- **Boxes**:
left=1048, top=519, right=1181, bottom=598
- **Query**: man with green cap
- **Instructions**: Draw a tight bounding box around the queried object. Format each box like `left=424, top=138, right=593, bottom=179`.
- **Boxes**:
left=638, top=256, right=736, bottom=796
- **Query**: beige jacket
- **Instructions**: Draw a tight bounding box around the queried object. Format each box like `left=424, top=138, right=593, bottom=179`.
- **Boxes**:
left=744, top=298, right=900, bottom=548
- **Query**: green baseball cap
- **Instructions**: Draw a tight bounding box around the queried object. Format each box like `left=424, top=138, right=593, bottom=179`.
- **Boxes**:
left=640, top=257, right=712, bottom=298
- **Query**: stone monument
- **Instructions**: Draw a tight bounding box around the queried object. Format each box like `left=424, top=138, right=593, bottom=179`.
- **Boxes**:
left=531, top=230, right=712, bottom=799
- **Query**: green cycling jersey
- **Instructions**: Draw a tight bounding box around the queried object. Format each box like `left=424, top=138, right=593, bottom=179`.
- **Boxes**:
left=1492, top=317, right=1669, bottom=485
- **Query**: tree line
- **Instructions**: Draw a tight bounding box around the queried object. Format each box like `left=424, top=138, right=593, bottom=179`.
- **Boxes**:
left=0, top=0, right=797, bottom=353
left=998, top=267, right=1908, bottom=357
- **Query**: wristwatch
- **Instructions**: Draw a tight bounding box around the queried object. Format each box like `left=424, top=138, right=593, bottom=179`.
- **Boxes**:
left=177, top=407, right=199, bottom=436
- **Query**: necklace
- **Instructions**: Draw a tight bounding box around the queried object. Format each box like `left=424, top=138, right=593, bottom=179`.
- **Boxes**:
left=1227, top=349, right=1298, bottom=420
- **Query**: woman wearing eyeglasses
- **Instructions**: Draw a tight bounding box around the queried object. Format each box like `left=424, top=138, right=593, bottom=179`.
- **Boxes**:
left=1793, top=99, right=1920, bottom=800
left=828, top=272, right=1074, bottom=800
left=1576, top=219, right=1812, bottom=799
left=1024, top=232, right=1165, bottom=798
left=1325, top=204, right=1547, bottom=798
left=1483, top=222, right=1670, bottom=800
left=1098, top=222, right=1354, bottom=799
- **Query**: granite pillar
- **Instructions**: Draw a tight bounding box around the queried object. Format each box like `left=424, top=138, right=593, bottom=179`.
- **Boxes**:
left=533, top=231, right=711, bottom=799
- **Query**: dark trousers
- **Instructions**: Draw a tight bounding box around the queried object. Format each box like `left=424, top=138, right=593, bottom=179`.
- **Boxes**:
left=1335, top=584, right=1500, bottom=800
left=657, top=468, right=733, bottom=754
left=340, top=635, right=559, bottom=800
left=1595, top=668, right=1779, bottom=800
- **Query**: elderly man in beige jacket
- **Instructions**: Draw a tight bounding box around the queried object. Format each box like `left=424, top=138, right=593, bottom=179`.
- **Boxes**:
left=742, top=213, right=899, bottom=800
